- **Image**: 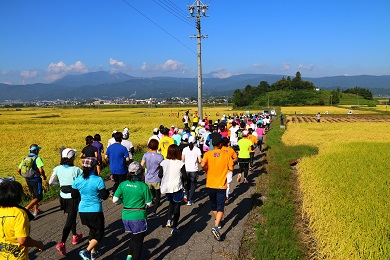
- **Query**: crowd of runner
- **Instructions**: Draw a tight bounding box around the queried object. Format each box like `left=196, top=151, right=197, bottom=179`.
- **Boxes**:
left=0, top=111, right=272, bottom=260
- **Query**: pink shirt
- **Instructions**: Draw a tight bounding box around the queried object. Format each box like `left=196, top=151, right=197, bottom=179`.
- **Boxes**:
left=255, top=128, right=265, bottom=137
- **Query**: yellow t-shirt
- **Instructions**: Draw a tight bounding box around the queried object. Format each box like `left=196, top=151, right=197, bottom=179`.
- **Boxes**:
left=158, top=136, right=174, bottom=159
left=0, top=207, right=30, bottom=260
left=237, top=138, right=252, bottom=159
left=203, top=149, right=233, bottom=189
left=193, top=114, right=199, bottom=123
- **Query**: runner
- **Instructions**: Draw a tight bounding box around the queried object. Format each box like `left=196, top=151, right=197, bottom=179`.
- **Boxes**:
left=72, top=157, right=109, bottom=260
left=157, top=128, right=174, bottom=159
left=221, top=138, right=238, bottom=203
left=17, top=144, right=47, bottom=217
left=49, top=148, right=83, bottom=256
left=201, top=137, right=234, bottom=241
left=159, top=144, right=187, bottom=235
left=236, top=130, right=254, bottom=184
left=0, top=180, right=44, bottom=259
left=141, top=139, right=164, bottom=219
left=92, top=134, right=104, bottom=175
left=182, top=136, right=202, bottom=205
left=112, top=162, right=153, bottom=260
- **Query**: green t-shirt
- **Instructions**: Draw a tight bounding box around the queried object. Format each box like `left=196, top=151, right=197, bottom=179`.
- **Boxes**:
left=237, top=138, right=252, bottom=159
left=114, top=180, right=153, bottom=221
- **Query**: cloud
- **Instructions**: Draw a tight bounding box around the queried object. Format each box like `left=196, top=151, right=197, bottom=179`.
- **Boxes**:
left=20, top=70, right=38, bottom=79
left=207, top=68, right=232, bottom=79
left=141, top=59, right=187, bottom=72
left=46, top=61, right=88, bottom=81
left=298, top=64, right=315, bottom=71
left=253, top=63, right=266, bottom=68
left=110, top=58, right=126, bottom=67
left=281, top=63, right=291, bottom=71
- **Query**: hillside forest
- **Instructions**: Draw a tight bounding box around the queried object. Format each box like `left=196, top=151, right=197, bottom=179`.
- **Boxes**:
left=232, top=72, right=374, bottom=107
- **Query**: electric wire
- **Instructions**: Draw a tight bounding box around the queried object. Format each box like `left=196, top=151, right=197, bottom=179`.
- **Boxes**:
left=152, top=0, right=194, bottom=27
left=121, top=0, right=196, bottom=54
left=160, top=0, right=190, bottom=18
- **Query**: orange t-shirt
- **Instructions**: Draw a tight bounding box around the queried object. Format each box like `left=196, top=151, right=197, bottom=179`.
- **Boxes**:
left=248, top=134, right=257, bottom=152
left=221, top=146, right=238, bottom=162
left=202, top=148, right=233, bottom=189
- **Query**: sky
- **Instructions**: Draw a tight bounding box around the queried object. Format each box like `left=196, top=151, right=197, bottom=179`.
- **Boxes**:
left=1, top=0, right=389, bottom=85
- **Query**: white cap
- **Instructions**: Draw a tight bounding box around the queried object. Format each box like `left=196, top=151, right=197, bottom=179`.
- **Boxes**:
left=153, top=128, right=159, bottom=133
left=188, top=136, right=196, bottom=143
left=191, top=126, right=195, bottom=130
left=61, top=148, right=77, bottom=159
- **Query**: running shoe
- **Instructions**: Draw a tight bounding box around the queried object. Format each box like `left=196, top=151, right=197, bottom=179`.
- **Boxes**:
left=79, top=249, right=90, bottom=260
left=243, top=179, right=249, bottom=184
left=211, top=227, right=221, bottom=241
left=126, top=255, right=132, bottom=260
left=72, top=233, right=83, bottom=245
left=183, top=195, right=188, bottom=203
left=148, top=214, right=160, bottom=220
left=186, top=200, right=192, bottom=206
left=166, top=220, right=173, bottom=228
left=32, top=209, right=41, bottom=217
left=91, top=250, right=101, bottom=260
left=236, top=173, right=242, bottom=182
left=170, top=228, right=180, bottom=235
left=55, top=242, right=66, bottom=256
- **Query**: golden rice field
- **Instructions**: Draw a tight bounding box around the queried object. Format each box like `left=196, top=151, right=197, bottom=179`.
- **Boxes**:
left=282, top=122, right=390, bottom=259
left=281, top=105, right=389, bottom=115
left=0, top=106, right=243, bottom=181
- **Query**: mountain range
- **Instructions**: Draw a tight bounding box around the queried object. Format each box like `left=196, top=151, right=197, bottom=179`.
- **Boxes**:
left=1, top=72, right=389, bottom=102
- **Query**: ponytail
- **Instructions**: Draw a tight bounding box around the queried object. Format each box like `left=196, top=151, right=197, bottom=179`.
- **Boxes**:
left=189, top=142, right=194, bottom=151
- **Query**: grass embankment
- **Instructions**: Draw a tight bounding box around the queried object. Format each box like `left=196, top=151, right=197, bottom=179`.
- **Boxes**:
left=241, top=118, right=317, bottom=259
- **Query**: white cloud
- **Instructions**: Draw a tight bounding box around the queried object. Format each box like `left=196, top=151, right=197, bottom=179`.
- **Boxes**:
left=20, top=70, right=38, bottom=79
left=141, top=59, right=186, bottom=72
left=208, top=68, right=232, bottom=79
left=298, top=64, right=315, bottom=71
left=110, top=58, right=126, bottom=67
left=253, top=63, right=266, bottom=68
left=46, top=61, right=88, bottom=81
left=281, top=63, right=291, bottom=71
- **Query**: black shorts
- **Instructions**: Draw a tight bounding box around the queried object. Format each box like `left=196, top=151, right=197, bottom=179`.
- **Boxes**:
left=79, top=212, right=105, bottom=242
left=26, top=180, right=43, bottom=201
left=59, top=197, right=80, bottom=213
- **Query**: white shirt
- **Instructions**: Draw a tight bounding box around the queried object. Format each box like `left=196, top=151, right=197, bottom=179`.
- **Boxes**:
left=160, top=159, right=184, bottom=194
left=121, top=139, right=134, bottom=159
left=182, top=146, right=201, bottom=172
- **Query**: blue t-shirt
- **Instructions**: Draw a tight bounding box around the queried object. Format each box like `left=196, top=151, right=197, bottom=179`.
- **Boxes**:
left=142, top=152, right=164, bottom=183
left=72, top=175, right=106, bottom=212
left=106, top=143, right=129, bottom=175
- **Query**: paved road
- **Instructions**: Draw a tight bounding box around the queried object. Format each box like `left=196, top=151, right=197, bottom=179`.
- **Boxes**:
left=29, top=151, right=263, bottom=260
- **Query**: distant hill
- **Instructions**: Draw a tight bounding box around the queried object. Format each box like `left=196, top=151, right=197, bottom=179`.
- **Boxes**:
left=1, top=73, right=389, bottom=102
left=52, top=71, right=135, bottom=87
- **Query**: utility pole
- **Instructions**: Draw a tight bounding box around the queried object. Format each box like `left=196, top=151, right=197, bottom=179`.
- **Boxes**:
left=188, top=0, right=209, bottom=121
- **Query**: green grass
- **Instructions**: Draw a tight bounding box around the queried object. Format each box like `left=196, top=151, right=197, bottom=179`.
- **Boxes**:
left=253, top=116, right=318, bottom=259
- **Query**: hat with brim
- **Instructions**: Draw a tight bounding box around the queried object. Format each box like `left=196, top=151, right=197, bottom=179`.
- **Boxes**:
left=30, top=145, right=41, bottom=151
left=61, top=148, right=77, bottom=159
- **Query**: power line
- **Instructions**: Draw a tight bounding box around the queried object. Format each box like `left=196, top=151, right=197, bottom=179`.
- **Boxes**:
left=152, top=0, right=195, bottom=27
left=121, top=0, right=196, bottom=54
left=162, top=0, right=190, bottom=17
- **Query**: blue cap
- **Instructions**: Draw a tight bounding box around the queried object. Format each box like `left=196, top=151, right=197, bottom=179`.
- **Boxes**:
left=30, top=145, right=41, bottom=151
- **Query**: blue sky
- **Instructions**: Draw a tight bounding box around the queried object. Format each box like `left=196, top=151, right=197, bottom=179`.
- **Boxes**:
left=1, top=0, right=389, bottom=85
